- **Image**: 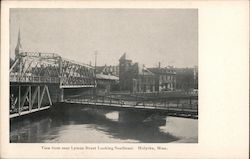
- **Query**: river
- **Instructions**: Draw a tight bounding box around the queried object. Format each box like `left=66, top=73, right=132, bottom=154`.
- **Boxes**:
left=10, top=104, right=198, bottom=143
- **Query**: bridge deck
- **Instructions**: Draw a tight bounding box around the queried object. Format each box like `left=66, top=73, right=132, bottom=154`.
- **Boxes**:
left=64, top=99, right=198, bottom=115
left=10, top=106, right=50, bottom=119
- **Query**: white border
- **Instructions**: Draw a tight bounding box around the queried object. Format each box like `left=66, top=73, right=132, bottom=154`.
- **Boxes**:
left=1, top=1, right=249, bottom=159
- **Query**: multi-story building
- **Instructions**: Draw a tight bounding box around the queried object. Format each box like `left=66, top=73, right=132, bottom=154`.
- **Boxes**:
left=119, top=53, right=139, bottom=92
left=119, top=53, right=176, bottom=93
left=174, top=66, right=198, bottom=91
left=96, top=65, right=119, bottom=94
left=193, top=65, right=198, bottom=89
left=133, top=65, right=156, bottom=93
left=96, top=73, right=119, bottom=94
left=148, top=66, right=176, bottom=91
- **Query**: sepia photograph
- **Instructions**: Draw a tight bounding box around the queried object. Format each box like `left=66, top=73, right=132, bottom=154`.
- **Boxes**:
left=9, top=8, right=198, bottom=143
left=1, top=1, right=249, bottom=159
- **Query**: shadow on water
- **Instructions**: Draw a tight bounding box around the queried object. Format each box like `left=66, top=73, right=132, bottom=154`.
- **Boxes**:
left=10, top=111, right=52, bottom=143
left=10, top=103, right=180, bottom=143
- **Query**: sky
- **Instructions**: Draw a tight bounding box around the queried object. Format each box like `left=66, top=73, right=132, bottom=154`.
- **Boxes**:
left=10, top=9, right=198, bottom=68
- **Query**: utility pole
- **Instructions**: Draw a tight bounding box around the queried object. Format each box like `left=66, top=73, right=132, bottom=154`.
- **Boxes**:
left=94, top=51, right=98, bottom=96
left=94, top=51, right=97, bottom=72
left=142, top=64, right=145, bottom=93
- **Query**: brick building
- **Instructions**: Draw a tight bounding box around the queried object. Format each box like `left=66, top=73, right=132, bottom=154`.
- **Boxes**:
left=119, top=53, right=176, bottom=93
left=96, top=65, right=119, bottom=94
left=96, top=73, right=119, bottom=94
left=133, top=65, right=156, bottom=93
left=148, top=66, right=176, bottom=91
left=119, top=53, right=139, bottom=91
left=174, top=66, right=198, bottom=91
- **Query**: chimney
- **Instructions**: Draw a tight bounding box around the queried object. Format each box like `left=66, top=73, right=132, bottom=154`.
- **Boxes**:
left=158, top=62, right=161, bottom=68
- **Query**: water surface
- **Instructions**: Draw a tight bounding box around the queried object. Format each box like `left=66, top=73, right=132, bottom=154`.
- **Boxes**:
left=10, top=105, right=198, bottom=143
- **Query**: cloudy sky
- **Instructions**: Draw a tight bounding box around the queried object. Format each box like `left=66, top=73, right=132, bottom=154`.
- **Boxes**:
left=10, top=9, right=198, bottom=68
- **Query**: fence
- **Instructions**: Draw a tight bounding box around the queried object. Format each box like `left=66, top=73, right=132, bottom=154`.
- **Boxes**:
left=10, top=73, right=60, bottom=83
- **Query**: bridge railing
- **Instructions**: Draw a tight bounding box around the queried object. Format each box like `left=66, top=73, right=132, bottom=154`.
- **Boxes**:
left=64, top=95, right=198, bottom=111
left=60, top=76, right=95, bottom=86
left=10, top=73, right=60, bottom=83
left=134, top=90, right=198, bottom=97
left=110, top=90, right=198, bottom=98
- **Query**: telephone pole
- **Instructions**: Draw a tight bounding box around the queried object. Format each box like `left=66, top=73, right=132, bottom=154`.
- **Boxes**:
left=94, top=51, right=98, bottom=95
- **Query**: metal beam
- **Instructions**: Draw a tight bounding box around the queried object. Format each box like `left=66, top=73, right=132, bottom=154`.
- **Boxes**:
left=21, top=59, right=34, bottom=77
left=38, top=86, right=40, bottom=109
left=31, top=86, right=39, bottom=106
left=60, top=85, right=95, bottom=88
left=20, top=86, right=29, bottom=109
left=29, top=86, right=32, bottom=112
left=38, top=86, right=46, bottom=108
left=9, top=58, right=20, bottom=72
left=18, top=86, right=21, bottom=115
left=45, top=85, right=52, bottom=106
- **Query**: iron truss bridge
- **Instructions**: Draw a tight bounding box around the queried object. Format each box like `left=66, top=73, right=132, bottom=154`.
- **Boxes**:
left=9, top=52, right=96, bottom=118
left=10, top=52, right=96, bottom=88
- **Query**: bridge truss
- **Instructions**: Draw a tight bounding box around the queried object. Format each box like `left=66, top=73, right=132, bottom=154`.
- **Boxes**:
left=10, top=51, right=95, bottom=117
left=10, top=52, right=95, bottom=87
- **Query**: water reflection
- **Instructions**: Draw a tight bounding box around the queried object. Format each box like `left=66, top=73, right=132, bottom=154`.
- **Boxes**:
left=10, top=104, right=197, bottom=143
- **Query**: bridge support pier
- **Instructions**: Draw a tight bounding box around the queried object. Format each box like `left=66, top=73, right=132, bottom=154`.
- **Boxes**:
left=60, top=88, right=64, bottom=102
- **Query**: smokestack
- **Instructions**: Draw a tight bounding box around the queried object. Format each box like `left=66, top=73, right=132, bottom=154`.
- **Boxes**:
left=158, top=62, right=161, bottom=68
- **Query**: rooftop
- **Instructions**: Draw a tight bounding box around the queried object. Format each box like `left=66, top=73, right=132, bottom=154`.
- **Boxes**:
left=96, top=74, right=119, bottom=80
